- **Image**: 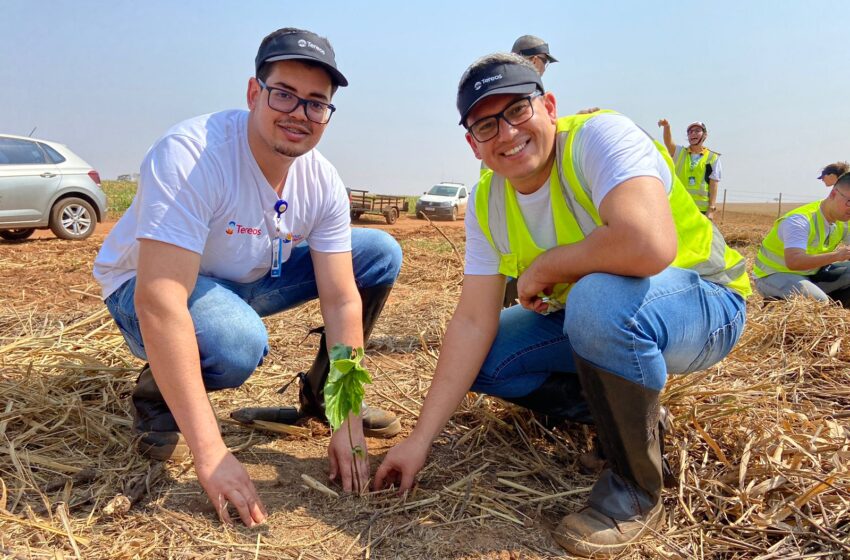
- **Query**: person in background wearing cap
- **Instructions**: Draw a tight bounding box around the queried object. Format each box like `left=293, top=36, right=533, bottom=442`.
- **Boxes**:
left=374, top=53, right=750, bottom=557
left=511, top=35, right=558, bottom=76
left=818, top=161, right=850, bottom=187
left=754, top=172, right=850, bottom=302
left=93, top=27, right=402, bottom=527
left=657, top=119, right=722, bottom=220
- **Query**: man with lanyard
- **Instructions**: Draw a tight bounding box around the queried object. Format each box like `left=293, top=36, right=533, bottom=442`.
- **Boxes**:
left=754, top=172, right=850, bottom=301
left=657, top=119, right=722, bottom=219
left=94, top=28, right=402, bottom=527
left=511, top=35, right=558, bottom=76
left=375, top=53, right=750, bottom=556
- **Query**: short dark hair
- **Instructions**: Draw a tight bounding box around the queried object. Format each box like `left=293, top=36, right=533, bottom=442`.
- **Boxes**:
left=256, top=27, right=340, bottom=95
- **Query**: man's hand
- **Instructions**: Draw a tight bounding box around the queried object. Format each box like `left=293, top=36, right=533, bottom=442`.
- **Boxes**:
left=373, top=436, right=430, bottom=492
left=657, top=118, right=669, bottom=128
left=517, top=260, right=557, bottom=313
left=705, top=209, right=716, bottom=221
left=834, top=246, right=850, bottom=263
left=195, top=446, right=267, bottom=527
left=328, top=414, right=370, bottom=493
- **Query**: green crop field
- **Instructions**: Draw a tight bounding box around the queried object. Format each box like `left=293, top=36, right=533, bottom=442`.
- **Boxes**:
left=101, top=180, right=137, bottom=219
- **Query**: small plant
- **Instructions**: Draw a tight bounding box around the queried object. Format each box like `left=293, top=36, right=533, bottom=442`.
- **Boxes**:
left=324, top=343, right=372, bottom=493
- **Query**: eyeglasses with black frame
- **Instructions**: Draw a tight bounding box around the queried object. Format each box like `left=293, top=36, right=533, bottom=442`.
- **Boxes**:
left=465, top=91, right=543, bottom=142
left=256, top=78, right=336, bottom=124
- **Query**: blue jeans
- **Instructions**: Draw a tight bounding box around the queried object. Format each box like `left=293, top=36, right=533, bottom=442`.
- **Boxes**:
left=471, top=267, right=747, bottom=396
left=105, top=228, right=402, bottom=390
left=755, top=262, right=850, bottom=302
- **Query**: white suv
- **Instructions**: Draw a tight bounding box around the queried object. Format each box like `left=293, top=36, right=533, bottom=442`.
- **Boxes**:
left=415, top=182, right=468, bottom=221
left=0, top=134, right=107, bottom=241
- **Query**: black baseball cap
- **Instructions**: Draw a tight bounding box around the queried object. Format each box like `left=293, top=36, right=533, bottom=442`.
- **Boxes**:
left=511, top=35, right=558, bottom=63
left=255, top=29, right=348, bottom=87
left=818, top=163, right=849, bottom=179
left=457, top=59, right=544, bottom=125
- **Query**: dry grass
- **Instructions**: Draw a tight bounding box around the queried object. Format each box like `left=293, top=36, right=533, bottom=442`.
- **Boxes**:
left=1, top=217, right=848, bottom=559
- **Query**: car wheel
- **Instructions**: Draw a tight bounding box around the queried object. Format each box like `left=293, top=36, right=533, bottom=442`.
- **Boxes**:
left=49, top=197, right=96, bottom=240
left=450, top=206, right=458, bottom=221
left=0, top=228, right=36, bottom=241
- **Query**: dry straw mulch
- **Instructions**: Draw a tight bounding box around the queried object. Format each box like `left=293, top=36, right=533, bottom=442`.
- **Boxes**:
left=1, top=226, right=849, bottom=559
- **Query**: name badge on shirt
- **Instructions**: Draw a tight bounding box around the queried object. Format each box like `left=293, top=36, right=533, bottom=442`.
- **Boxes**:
left=271, top=237, right=283, bottom=277
left=688, top=176, right=696, bottom=186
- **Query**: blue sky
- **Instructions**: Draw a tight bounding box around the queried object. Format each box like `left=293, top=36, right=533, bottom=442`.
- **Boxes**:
left=2, top=1, right=848, bottom=202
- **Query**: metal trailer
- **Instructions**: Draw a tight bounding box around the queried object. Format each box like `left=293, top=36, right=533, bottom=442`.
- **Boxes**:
left=347, top=188, right=409, bottom=224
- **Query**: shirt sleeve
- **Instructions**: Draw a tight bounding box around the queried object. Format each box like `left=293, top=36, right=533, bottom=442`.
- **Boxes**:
left=305, top=164, right=352, bottom=253
left=777, top=214, right=811, bottom=250
left=709, top=156, right=722, bottom=181
left=134, top=134, right=219, bottom=254
left=574, top=114, right=673, bottom=209
left=463, top=186, right=502, bottom=275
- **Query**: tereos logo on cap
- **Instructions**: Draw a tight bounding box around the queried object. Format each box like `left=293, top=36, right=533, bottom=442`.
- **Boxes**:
left=298, top=39, right=307, bottom=48
left=474, top=81, right=482, bottom=90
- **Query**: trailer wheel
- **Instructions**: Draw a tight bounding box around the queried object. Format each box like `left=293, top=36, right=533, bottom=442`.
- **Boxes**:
left=351, top=211, right=364, bottom=221
left=385, top=207, right=399, bottom=224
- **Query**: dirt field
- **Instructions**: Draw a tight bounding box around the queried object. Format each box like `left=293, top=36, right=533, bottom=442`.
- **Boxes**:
left=1, top=211, right=848, bottom=559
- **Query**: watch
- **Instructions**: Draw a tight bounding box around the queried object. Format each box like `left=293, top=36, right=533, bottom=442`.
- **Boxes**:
left=708, top=205, right=717, bottom=211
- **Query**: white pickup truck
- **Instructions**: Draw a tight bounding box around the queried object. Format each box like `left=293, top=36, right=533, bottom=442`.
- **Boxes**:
left=415, top=182, right=468, bottom=221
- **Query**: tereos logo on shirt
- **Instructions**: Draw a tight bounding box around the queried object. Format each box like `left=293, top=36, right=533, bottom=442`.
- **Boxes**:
left=225, top=220, right=262, bottom=236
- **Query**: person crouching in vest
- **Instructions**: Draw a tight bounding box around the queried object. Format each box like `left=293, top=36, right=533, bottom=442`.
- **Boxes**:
left=754, top=172, right=850, bottom=301
left=657, top=118, right=721, bottom=220
left=374, top=53, right=751, bottom=557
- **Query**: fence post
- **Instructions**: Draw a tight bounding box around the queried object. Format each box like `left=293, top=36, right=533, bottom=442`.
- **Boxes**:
left=720, top=189, right=727, bottom=223
left=777, top=193, right=782, bottom=218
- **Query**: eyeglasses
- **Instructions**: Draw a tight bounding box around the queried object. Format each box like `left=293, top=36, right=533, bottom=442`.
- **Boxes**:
left=256, top=79, right=336, bottom=124
left=833, top=187, right=850, bottom=207
left=465, top=92, right=542, bottom=143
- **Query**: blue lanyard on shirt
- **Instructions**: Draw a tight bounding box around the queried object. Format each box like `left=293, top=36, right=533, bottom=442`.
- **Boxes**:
left=271, top=199, right=289, bottom=277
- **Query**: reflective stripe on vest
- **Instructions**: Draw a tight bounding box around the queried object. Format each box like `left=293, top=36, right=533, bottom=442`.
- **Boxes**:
left=474, top=111, right=751, bottom=302
left=674, top=148, right=717, bottom=212
left=753, top=200, right=847, bottom=278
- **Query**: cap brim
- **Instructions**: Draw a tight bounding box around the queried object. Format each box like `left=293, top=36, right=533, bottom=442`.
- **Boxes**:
left=545, top=54, right=558, bottom=63
left=264, top=54, right=349, bottom=87
left=818, top=174, right=826, bottom=179
left=459, top=82, right=539, bottom=125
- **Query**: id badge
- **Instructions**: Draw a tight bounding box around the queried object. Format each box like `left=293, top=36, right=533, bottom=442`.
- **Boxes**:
left=271, top=237, right=283, bottom=277
left=688, top=176, right=696, bottom=186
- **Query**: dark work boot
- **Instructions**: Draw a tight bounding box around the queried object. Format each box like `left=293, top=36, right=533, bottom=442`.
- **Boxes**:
left=232, top=285, right=401, bottom=438
left=131, top=364, right=191, bottom=462
left=298, top=285, right=401, bottom=438
left=502, top=373, right=594, bottom=425
left=552, top=355, right=665, bottom=558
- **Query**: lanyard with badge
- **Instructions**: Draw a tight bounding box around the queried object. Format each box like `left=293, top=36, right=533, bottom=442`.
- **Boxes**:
left=271, top=199, right=289, bottom=277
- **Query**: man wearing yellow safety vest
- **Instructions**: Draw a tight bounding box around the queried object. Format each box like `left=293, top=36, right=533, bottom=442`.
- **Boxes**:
left=754, top=173, right=850, bottom=301
left=658, top=119, right=721, bottom=220
left=374, top=53, right=750, bottom=557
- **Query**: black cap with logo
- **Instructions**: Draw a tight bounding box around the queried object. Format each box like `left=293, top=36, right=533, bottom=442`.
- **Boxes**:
left=457, top=60, right=543, bottom=125
left=511, top=35, right=558, bottom=63
left=255, top=29, right=348, bottom=87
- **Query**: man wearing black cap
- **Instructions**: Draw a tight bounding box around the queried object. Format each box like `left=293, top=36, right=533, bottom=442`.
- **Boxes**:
left=375, top=53, right=750, bottom=557
left=94, top=27, right=402, bottom=527
left=511, top=35, right=558, bottom=76
left=657, top=118, right=722, bottom=219
left=818, top=161, right=850, bottom=187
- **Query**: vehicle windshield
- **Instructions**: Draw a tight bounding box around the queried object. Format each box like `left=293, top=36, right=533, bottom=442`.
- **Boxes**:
left=427, top=185, right=459, bottom=197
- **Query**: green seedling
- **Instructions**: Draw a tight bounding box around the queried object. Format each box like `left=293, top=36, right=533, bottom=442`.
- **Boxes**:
left=324, top=343, right=372, bottom=493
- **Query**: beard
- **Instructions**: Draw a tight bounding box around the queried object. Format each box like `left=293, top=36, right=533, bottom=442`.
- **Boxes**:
left=271, top=118, right=317, bottom=158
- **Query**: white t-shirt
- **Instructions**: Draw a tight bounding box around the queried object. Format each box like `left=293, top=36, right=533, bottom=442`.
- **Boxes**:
left=94, top=110, right=351, bottom=299
left=777, top=210, right=850, bottom=250
left=465, top=114, right=672, bottom=275
left=673, top=145, right=722, bottom=181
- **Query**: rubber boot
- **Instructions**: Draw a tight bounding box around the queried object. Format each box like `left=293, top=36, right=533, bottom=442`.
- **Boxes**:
left=553, top=355, right=665, bottom=558
left=502, top=373, right=594, bottom=425
left=131, top=364, right=191, bottom=461
left=232, top=285, right=401, bottom=438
